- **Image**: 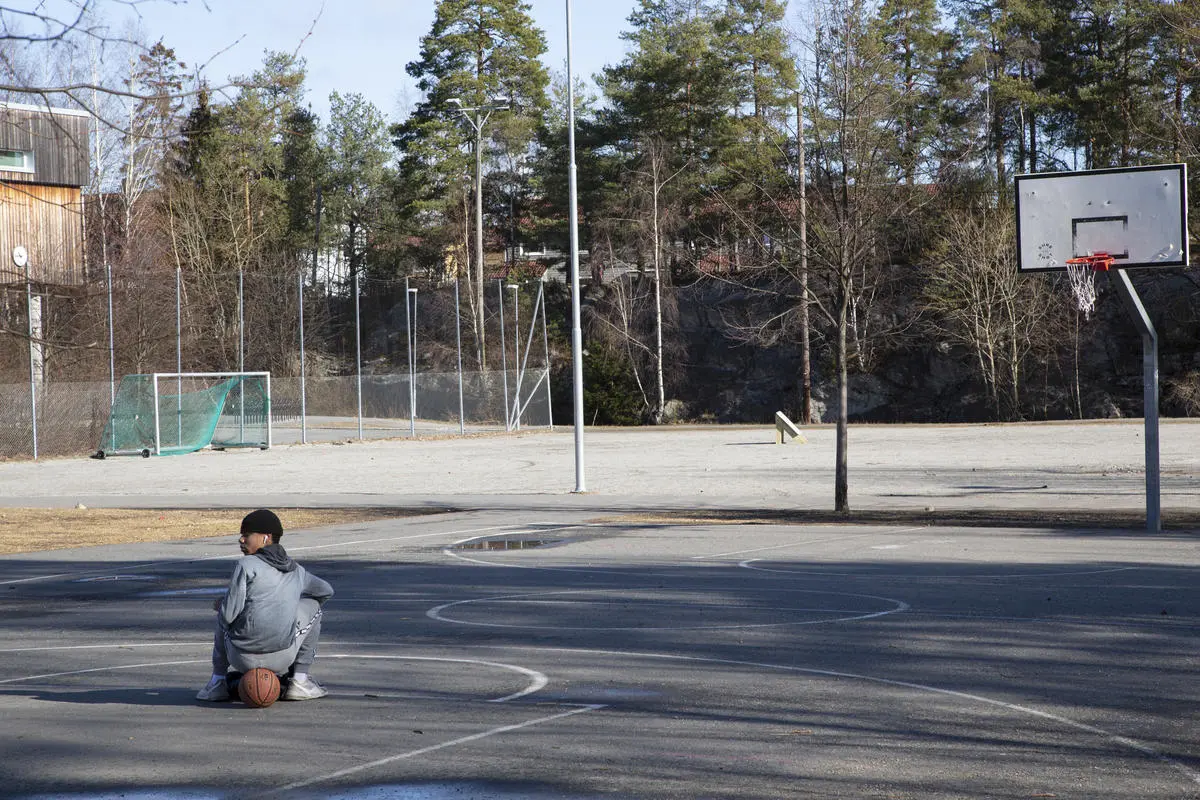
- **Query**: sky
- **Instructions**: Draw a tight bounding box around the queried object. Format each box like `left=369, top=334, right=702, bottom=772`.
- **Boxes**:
left=124, top=0, right=646, bottom=123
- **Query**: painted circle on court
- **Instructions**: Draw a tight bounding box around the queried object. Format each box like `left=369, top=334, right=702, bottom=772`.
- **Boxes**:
left=427, top=588, right=907, bottom=631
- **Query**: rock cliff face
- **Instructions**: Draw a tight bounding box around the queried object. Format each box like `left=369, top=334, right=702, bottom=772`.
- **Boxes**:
left=662, top=274, right=1200, bottom=424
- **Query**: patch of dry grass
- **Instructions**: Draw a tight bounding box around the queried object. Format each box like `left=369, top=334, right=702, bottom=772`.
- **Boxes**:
left=0, top=507, right=428, bottom=555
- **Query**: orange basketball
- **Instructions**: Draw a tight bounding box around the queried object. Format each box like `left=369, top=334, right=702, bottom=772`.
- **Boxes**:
left=237, top=668, right=281, bottom=708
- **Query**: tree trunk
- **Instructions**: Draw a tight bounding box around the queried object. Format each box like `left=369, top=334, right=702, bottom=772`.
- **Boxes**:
left=797, top=88, right=811, bottom=424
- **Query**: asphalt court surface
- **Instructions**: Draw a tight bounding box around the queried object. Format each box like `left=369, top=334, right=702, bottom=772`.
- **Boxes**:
left=1, top=424, right=1198, bottom=798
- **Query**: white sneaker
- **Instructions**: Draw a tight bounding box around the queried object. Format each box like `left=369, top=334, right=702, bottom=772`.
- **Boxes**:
left=283, top=676, right=327, bottom=701
left=196, top=679, right=230, bottom=702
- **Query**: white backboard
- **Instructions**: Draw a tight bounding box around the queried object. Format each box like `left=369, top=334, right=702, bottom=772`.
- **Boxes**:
left=1015, top=164, right=1189, bottom=272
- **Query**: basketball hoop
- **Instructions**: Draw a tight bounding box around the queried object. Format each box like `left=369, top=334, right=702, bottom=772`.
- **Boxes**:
left=1063, top=252, right=1114, bottom=318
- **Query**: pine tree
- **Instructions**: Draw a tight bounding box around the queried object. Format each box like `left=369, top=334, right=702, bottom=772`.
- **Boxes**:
left=325, top=92, right=393, bottom=282
left=394, top=0, right=549, bottom=363
left=873, top=0, right=947, bottom=184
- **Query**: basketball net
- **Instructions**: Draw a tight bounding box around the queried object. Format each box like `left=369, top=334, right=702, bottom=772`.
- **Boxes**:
left=1064, top=252, right=1114, bottom=319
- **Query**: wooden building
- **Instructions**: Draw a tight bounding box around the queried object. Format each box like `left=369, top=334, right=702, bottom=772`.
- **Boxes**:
left=0, top=101, right=89, bottom=286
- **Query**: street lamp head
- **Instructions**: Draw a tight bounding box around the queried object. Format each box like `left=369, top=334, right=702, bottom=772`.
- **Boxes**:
left=506, top=283, right=518, bottom=291
left=408, top=287, right=418, bottom=294
left=447, top=97, right=462, bottom=107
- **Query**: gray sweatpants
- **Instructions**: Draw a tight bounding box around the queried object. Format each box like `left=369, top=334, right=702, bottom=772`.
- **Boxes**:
left=211, top=597, right=323, bottom=676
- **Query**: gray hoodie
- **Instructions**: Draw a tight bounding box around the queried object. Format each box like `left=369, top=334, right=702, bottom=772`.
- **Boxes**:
left=220, top=544, right=334, bottom=654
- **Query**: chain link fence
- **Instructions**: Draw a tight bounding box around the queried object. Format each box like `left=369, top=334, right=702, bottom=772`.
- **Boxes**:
left=0, top=268, right=554, bottom=460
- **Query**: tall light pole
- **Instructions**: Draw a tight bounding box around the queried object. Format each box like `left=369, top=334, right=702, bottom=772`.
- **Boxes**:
left=448, top=95, right=509, bottom=361
left=565, top=0, right=586, bottom=492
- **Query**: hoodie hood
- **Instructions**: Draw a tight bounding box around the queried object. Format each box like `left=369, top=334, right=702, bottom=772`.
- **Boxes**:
left=253, top=543, right=297, bottom=573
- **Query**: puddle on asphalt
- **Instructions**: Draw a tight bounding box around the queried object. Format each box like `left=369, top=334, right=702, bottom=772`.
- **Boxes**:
left=452, top=536, right=561, bottom=551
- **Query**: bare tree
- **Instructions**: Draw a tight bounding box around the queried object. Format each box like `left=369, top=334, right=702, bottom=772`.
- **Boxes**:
left=630, top=138, right=689, bottom=423
left=804, top=0, right=909, bottom=513
left=922, top=209, right=1064, bottom=420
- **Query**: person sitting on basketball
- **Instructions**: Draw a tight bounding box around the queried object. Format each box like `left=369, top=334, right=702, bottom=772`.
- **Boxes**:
left=197, top=509, right=334, bottom=702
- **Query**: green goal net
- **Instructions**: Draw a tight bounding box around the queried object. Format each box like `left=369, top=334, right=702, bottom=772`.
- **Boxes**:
left=97, top=372, right=271, bottom=457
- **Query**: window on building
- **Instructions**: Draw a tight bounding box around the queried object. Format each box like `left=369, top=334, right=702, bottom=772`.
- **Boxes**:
left=0, top=149, right=34, bottom=172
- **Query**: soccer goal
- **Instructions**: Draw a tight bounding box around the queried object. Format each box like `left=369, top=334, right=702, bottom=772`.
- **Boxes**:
left=96, top=372, right=272, bottom=458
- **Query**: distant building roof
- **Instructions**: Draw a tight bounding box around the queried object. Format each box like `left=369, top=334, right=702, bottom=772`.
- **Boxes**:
left=0, top=100, right=90, bottom=118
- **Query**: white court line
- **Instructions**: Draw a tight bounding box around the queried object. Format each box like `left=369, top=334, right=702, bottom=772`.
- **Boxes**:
left=0, top=641, right=209, bottom=654
left=483, top=644, right=1200, bottom=789
left=427, top=589, right=908, bottom=631
left=739, top=560, right=1137, bottom=580
left=0, top=523, right=518, bottom=587
left=320, top=654, right=547, bottom=703
left=690, top=528, right=926, bottom=560
left=0, top=648, right=547, bottom=704
left=0, top=659, right=205, bottom=684
left=262, top=703, right=606, bottom=796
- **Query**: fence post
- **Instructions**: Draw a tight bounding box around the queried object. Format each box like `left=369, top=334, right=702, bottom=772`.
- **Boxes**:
left=497, top=279, right=510, bottom=431
left=510, top=283, right=520, bottom=430
left=238, top=269, right=245, bottom=443
left=540, top=280, right=553, bottom=428
left=406, top=277, right=415, bottom=437
left=298, top=270, right=307, bottom=444
left=176, top=267, right=182, bottom=447
left=26, top=262, right=38, bottom=460
left=354, top=271, right=363, bottom=441
left=455, top=277, right=465, bottom=435
left=106, top=260, right=116, bottom=452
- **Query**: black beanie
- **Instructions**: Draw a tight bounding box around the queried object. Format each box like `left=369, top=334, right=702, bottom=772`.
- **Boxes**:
left=241, top=509, right=283, bottom=539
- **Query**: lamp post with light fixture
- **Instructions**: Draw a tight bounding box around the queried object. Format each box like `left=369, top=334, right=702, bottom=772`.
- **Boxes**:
left=447, top=96, right=510, bottom=358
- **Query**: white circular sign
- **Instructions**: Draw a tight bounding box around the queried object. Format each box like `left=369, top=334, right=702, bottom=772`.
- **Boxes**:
left=12, top=246, right=27, bottom=268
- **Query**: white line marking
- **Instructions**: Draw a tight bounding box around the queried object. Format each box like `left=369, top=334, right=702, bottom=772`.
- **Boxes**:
left=321, top=654, right=547, bottom=703
left=691, top=528, right=925, bottom=560
left=0, top=648, right=546, bottom=704
left=0, top=524, right=516, bottom=587
left=0, top=641, right=209, bottom=654
left=468, top=644, right=1200, bottom=789
left=262, top=703, right=606, bottom=795
left=739, top=560, right=1137, bottom=580
left=427, top=589, right=908, bottom=631
left=0, top=659, right=205, bottom=684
